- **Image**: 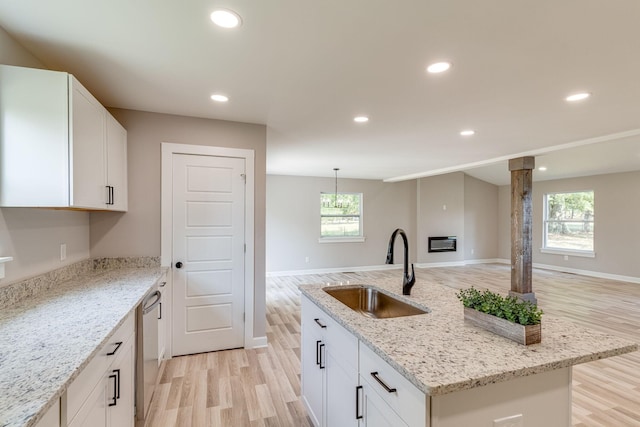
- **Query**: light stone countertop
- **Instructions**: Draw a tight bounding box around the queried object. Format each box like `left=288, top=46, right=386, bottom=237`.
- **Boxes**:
left=0, top=266, right=166, bottom=427
left=299, top=277, right=638, bottom=397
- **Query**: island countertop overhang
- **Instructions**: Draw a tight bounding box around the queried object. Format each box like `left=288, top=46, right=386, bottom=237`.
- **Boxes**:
left=299, top=277, right=638, bottom=396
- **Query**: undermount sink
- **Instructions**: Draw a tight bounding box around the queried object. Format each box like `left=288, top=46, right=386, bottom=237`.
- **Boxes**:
left=323, top=285, right=429, bottom=319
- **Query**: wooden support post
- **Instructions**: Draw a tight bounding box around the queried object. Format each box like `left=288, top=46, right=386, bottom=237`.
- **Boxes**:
left=509, top=156, right=537, bottom=304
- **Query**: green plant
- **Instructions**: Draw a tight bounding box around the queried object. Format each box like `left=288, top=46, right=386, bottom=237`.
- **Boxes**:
left=456, top=287, right=543, bottom=326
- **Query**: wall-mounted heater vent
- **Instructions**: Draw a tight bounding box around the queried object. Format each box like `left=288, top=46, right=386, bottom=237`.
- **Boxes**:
left=428, top=236, right=457, bottom=253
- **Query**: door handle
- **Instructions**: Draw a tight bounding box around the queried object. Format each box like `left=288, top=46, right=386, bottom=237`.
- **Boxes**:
left=175, top=261, right=183, bottom=269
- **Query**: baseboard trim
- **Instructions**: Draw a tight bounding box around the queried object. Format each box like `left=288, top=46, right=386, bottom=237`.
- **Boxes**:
left=266, top=264, right=401, bottom=277
left=250, top=336, right=268, bottom=349
left=496, top=258, right=640, bottom=284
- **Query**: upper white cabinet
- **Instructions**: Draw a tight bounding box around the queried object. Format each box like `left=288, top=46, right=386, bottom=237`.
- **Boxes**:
left=0, top=64, right=127, bottom=211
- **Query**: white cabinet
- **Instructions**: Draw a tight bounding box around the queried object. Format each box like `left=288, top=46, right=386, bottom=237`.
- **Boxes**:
left=105, top=114, right=128, bottom=211
left=301, top=295, right=426, bottom=427
left=358, top=343, right=427, bottom=427
left=157, top=273, right=168, bottom=362
left=358, top=380, right=408, bottom=427
left=0, top=64, right=127, bottom=211
left=301, top=296, right=359, bottom=427
left=35, top=400, right=60, bottom=427
left=65, top=313, right=135, bottom=427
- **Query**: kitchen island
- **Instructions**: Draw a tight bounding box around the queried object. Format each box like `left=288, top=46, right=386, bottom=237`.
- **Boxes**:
left=300, top=277, right=637, bottom=427
left=0, top=260, right=166, bottom=427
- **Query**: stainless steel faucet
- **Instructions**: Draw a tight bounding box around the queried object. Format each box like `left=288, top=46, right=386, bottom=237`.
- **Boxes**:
left=385, top=228, right=416, bottom=295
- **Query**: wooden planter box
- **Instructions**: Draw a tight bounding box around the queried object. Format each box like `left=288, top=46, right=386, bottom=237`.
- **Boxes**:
left=464, top=307, right=541, bottom=345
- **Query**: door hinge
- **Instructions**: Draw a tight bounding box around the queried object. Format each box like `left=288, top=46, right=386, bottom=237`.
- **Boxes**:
left=244, top=243, right=246, bottom=253
left=243, top=312, right=246, bottom=322
left=240, top=173, right=246, bottom=183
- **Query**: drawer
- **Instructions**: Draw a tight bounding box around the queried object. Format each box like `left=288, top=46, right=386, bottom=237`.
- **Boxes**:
left=359, top=342, right=426, bottom=427
left=66, top=313, right=134, bottom=423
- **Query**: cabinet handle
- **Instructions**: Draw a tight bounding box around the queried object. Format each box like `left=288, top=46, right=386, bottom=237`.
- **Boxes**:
left=314, top=318, right=327, bottom=329
left=158, top=302, right=162, bottom=320
left=319, top=343, right=325, bottom=369
left=110, top=186, right=115, bottom=205
left=114, top=368, right=121, bottom=400
left=159, top=281, right=167, bottom=288
left=370, top=372, right=397, bottom=393
left=105, top=186, right=111, bottom=205
left=355, top=385, right=363, bottom=420
left=107, top=341, right=122, bottom=356
left=316, top=340, right=321, bottom=366
left=108, top=370, right=119, bottom=407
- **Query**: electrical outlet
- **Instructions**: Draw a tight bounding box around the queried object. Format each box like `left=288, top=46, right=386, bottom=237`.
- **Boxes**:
left=564, top=255, right=569, bottom=261
left=305, top=256, right=310, bottom=263
left=471, top=248, right=475, bottom=255
left=60, top=243, right=67, bottom=261
left=493, top=414, right=523, bottom=427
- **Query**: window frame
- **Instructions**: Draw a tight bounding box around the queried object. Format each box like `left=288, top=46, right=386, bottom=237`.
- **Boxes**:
left=318, top=192, right=365, bottom=243
left=541, top=190, right=595, bottom=257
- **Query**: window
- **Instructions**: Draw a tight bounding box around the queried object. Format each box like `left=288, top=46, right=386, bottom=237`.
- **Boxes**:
left=320, top=193, right=363, bottom=240
left=543, top=191, right=594, bottom=254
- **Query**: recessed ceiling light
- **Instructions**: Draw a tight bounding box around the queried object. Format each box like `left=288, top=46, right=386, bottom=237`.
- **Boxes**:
left=565, top=92, right=590, bottom=102
left=210, top=9, right=242, bottom=28
left=427, top=62, right=451, bottom=74
left=354, top=116, right=369, bottom=123
left=538, top=166, right=547, bottom=171
left=460, top=130, right=475, bottom=136
left=210, top=94, right=229, bottom=102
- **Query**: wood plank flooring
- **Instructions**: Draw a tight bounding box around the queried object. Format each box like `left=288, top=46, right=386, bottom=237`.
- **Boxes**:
left=145, top=264, right=640, bottom=426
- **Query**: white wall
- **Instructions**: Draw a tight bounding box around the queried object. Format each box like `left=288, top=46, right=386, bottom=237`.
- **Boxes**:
left=266, top=175, right=416, bottom=272
left=417, top=172, right=466, bottom=263
left=90, top=108, right=268, bottom=337
left=464, top=174, right=499, bottom=260
left=498, top=170, right=640, bottom=279
left=0, top=25, right=91, bottom=285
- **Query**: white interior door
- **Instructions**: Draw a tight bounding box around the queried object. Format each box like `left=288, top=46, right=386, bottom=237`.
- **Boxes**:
left=172, top=153, right=246, bottom=356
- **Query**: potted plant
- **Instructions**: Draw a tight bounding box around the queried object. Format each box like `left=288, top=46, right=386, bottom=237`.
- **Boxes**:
left=456, top=287, right=543, bottom=345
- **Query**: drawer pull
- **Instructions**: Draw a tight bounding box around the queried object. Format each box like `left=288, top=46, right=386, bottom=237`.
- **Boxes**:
left=108, top=369, right=120, bottom=406
left=316, top=340, right=322, bottom=366
left=371, top=371, right=397, bottom=393
left=355, top=385, right=363, bottom=419
left=314, top=318, right=327, bottom=329
left=107, top=341, right=122, bottom=356
left=319, top=343, right=325, bottom=369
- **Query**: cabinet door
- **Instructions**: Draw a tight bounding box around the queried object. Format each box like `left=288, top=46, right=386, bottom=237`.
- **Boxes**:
left=34, top=400, right=60, bottom=427
left=67, top=376, right=107, bottom=427
left=158, top=275, right=168, bottom=361
left=301, top=318, right=324, bottom=427
left=360, top=379, right=409, bottom=427
left=70, top=76, right=106, bottom=209
left=107, top=337, right=135, bottom=427
left=0, top=65, right=69, bottom=207
left=105, top=114, right=128, bottom=211
left=326, top=350, right=359, bottom=427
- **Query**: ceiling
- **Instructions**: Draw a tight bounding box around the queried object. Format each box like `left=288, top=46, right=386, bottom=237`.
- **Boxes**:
left=1, top=0, right=640, bottom=183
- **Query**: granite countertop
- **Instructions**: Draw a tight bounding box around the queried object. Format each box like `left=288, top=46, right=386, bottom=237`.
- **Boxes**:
left=299, top=277, right=638, bottom=397
left=0, top=266, right=166, bottom=427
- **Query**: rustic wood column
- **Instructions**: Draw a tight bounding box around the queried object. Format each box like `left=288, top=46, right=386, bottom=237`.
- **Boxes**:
left=509, top=156, right=537, bottom=304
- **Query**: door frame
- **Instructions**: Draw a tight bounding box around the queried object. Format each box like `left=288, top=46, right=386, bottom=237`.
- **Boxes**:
left=160, top=142, right=255, bottom=356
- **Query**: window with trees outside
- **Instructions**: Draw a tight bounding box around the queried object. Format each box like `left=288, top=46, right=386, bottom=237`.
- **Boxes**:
left=543, top=191, right=594, bottom=254
left=320, top=193, right=363, bottom=240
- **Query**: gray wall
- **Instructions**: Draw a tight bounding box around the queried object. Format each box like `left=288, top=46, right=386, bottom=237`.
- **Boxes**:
left=498, top=170, right=640, bottom=278
left=90, top=108, right=268, bottom=337
left=266, top=175, right=416, bottom=272
left=0, top=26, right=91, bottom=285
left=464, top=174, right=499, bottom=260
left=417, top=172, right=466, bottom=263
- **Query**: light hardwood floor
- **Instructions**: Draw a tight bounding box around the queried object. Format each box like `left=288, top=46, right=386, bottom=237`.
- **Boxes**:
left=146, top=264, right=640, bottom=426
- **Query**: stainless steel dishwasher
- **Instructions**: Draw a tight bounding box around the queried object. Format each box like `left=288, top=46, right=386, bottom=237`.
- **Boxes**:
left=136, top=284, right=161, bottom=422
